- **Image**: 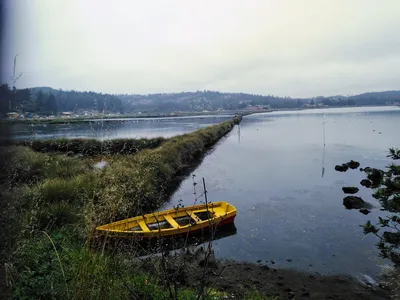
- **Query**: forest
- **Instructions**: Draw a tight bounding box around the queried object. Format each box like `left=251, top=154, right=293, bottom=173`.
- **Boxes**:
left=1, top=84, right=399, bottom=115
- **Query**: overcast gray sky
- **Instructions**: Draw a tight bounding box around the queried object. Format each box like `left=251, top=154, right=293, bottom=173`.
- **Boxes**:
left=2, top=0, right=400, bottom=97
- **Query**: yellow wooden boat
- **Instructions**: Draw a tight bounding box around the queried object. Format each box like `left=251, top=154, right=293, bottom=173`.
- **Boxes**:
left=96, top=201, right=237, bottom=238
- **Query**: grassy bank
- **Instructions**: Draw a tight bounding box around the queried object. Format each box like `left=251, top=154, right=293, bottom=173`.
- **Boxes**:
left=1, top=117, right=250, bottom=299
left=15, top=137, right=166, bottom=156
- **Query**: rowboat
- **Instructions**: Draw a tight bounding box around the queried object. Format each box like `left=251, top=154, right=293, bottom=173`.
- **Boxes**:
left=95, top=201, right=237, bottom=238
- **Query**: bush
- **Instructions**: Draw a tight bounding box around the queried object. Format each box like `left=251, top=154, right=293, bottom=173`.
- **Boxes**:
left=0, top=147, right=89, bottom=186
left=16, top=137, right=166, bottom=156
left=338, top=148, right=400, bottom=265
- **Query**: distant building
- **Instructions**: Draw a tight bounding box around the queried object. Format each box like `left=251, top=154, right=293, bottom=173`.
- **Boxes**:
left=7, top=112, right=19, bottom=119
left=61, top=112, right=73, bottom=117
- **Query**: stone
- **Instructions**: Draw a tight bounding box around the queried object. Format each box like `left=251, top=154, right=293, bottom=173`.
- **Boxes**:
left=343, top=196, right=365, bottom=209
left=359, top=209, right=371, bottom=215
left=360, top=179, right=372, bottom=188
left=342, top=187, right=359, bottom=194
left=335, top=164, right=348, bottom=172
left=347, top=160, right=360, bottom=169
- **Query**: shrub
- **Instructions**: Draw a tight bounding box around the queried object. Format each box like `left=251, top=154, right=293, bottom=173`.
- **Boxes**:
left=16, top=137, right=166, bottom=156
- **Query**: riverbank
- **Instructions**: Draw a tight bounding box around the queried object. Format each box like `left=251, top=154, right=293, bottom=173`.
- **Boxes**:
left=1, top=118, right=245, bottom=299
left=141, top=252, right=390, bottom=299
left=2, top=111, right=238, bottom=125
left=1, top=115, right=395, bottom=299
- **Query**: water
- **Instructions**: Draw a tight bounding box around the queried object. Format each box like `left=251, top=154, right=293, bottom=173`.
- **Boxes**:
left=9, top=115, right=233, bottom=140
left=161, top=106, right=400, bottom=278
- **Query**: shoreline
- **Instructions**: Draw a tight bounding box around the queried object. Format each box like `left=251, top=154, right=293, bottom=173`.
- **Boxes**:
left=3, top=104, right=398, bottom=125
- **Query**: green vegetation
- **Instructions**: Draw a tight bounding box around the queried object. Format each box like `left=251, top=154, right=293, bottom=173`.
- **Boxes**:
left=16, top=137, right=166, bottom=156
left=0, top=84, right=123, bottom=115
left=1, top=118, right=246, bottom=299
left=338, top=148, right=400, bottom=265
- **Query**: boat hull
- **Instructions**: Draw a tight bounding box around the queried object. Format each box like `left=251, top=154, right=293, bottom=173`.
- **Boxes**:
left=95, top=201, right=237, bottom=239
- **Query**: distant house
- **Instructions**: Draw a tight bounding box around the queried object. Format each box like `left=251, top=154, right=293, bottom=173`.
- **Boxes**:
left=61, top=112, right=73, bottom=117
left=7, top=112, right=19, bottom=119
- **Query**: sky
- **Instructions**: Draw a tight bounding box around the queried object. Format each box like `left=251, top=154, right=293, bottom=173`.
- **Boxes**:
left=2, top=0, right=400, bottom=97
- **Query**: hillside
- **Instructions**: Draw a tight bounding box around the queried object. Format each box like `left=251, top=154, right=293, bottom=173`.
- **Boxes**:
left=2, top=84, right=400, bottom=115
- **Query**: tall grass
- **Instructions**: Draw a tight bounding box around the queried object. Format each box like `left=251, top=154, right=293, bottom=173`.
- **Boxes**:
left=4, top=118, right=242, bottom=299
left=16, top=137, right=166, bottom=156
left=92, top=119, right=236, bottom=225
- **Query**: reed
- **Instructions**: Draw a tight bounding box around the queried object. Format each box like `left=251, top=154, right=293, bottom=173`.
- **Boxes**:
left=3, top=118, right=252, bottom=299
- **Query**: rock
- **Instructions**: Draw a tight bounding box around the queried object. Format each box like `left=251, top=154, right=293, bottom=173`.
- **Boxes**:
left=366, top=168, right=383, bottom=187
left=256, top=260, right=262, bottom=263
left=347, top=160, right=360, bottom=169
left=343, top=196, right=365, bottom=209
left=270, top=260, right=275, bottom=264
left=359, top=209, right=371, bottom=215
left=286, top=259, right=292, bottom=262
left=342, top=186, right=359, bottom=194
left=360, top=179, right=372, bottom=188
left=335, top=164, right=349, bottom=172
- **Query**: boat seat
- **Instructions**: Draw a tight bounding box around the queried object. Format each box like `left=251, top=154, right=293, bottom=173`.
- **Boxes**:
left=164, top=215, right=180, bottom=229
left=138, top=219, right=150, bottom=232
left=188, top=212, right=202, bottom=223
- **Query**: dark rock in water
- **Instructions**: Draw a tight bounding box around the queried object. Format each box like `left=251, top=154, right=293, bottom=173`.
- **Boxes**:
left=347, top=160, right=360, bottom=169
left=286, top=259, right=292, bottom=262
left=360, top=179, right=372, bottom=188
left=256, top=260, right=262, bottom=263
left=335, top=164, right=349, bottom=172
left=342, top=187, right=359, bottom=194
left=270, top=260, right=275, bottom=264
left=366, top=168, right=384, bottom=188
left=343, top=196, right=366, bottom=209
left=359, top=209, right=371, bottom=215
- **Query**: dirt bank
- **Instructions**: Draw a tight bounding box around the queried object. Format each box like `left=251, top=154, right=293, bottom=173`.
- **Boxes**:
left=138, top=246, right=391, bottom=300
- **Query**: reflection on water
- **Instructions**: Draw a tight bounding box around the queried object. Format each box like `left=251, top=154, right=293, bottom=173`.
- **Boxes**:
left=165, top=106, right=400, bottom=278
left=10, top=115, right=233, bottom=140
left=112, top=223, right=237, bottom=257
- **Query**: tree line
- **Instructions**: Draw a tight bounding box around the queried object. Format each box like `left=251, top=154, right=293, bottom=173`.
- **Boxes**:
left=0, top=84, right=124, bottom=115
left=1, top=84, right=399, bottom=115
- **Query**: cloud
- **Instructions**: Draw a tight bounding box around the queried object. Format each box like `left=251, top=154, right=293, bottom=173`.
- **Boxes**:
left=2, top=0, right=400, bottom=97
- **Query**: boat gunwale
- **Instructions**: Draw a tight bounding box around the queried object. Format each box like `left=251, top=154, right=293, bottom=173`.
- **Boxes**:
left=96, top=201, right=236, bottom=235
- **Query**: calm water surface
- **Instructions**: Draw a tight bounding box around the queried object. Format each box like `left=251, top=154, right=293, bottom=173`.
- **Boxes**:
left=10, top=115, right=233, bottom=140
left=161, top=106, right=400, bottom=279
